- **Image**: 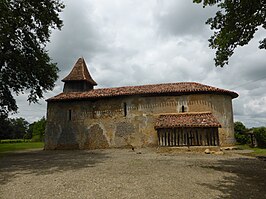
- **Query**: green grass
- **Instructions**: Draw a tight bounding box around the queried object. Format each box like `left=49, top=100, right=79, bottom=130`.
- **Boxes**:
left=237, top=145, right=266, bottom=156
left=0, top=142, right=44, bottom=153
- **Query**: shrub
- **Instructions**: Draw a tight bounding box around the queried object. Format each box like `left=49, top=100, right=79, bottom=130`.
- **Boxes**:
left=235, top=133, right=250, bottom=145
left=31, top=135, right=42, bottom=142
left=234, top=121, right=249, bottom=144
left=30, top=117, right=46, bottom=142
left=253, top=127, right=266, bottom=148
left=0, top=139, right=31, bottom=144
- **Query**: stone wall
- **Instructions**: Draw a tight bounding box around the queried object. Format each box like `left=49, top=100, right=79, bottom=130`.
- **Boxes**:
left=45, top=93, right=235, bottom=149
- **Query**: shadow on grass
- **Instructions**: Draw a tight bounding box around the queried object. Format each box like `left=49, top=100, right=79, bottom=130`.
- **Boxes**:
left=200, top=157, right=266, bottom=199
left=0, top=149, right=110, bottom=185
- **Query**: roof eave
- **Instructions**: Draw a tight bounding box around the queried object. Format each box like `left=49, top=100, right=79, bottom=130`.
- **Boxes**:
left=154, top=125, right=221, bottom=130
left=61, top=79, right=97, bottom=85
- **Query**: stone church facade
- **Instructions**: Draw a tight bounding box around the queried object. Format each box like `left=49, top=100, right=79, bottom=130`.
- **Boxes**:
left=45, top=58, right=238, bottom=150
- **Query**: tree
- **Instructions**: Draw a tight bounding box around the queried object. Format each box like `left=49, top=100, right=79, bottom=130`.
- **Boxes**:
left=0, top=116, right=29, bottom=139
left=0, top=0, right=64, bottom=116
left=0, top=115, right=12, bottom=139
left=24, top=122, right=34, bottom=139
left=253, top=127, right=266, bottom=148
left=31, top=117, right=46, bottom=142
left=194, top=0, right=266, bottom=67
left=9, top=117, right=29, bottom=139
left=234, top=121, right=249, bottom=144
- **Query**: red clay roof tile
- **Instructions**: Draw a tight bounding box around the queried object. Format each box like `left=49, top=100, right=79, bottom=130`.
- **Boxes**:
left=155, top=112, right=221, bottom=129
left=47, top=82, right=238, bottom=102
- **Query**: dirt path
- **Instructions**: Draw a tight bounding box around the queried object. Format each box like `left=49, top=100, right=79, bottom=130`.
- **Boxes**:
left=0, top=148, right=265, bottom=199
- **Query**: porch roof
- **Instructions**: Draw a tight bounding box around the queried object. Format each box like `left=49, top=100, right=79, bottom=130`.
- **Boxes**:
left=155, top=112, right=221, bottom=129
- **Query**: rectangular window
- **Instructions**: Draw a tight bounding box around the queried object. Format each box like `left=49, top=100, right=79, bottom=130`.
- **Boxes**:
left=68, top=109, right=72, bottom=121
left=123, top=102, right=127, bottom=117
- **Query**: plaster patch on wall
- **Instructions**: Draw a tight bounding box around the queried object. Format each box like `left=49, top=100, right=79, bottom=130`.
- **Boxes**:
left=45, top=123, right=62, bottom=149
left=84, top=124, right=109, bottom=149
left=115, top=122, right=136, bottom=146
left=57, top=124, right=78, bottom=149
left=98, top=122, right=111, bottom=145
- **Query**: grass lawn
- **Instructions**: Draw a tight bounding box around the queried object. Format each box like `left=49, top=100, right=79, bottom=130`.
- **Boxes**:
left=237, top=145, right=266, bottom=156
left=0, top=142, right=44, bottom=153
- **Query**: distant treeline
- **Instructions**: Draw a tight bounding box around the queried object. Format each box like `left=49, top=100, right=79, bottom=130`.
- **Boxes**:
left=0, top=116, right=46, bottom=142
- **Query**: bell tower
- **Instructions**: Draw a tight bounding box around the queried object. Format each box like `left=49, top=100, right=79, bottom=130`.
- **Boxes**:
left=62, top=57, right=97, bottom=92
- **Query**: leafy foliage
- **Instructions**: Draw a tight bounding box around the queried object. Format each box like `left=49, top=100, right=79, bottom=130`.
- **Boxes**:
left=194, top=0, right=266, bottom=67
left=234, top=121, right=249, bottom=144
left=0, top=0, right=64, bottom=115
left=0, top=116, right=29, bottom=139
left=30, top=117, right=46, bottom=142
left=253, top=127, right=266, bottom=148
left=0, top=114, right=13, bottom=139
left=0, top=116, right=45, bottom=141
left=9, top=117, right=29, bottom=139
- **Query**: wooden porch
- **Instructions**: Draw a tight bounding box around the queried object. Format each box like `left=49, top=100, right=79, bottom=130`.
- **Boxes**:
left=157, top=127, right=220, bottom=147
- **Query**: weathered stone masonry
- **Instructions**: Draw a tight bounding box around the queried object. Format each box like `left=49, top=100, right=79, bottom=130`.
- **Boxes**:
left=45, top=58, right=238, bottom=150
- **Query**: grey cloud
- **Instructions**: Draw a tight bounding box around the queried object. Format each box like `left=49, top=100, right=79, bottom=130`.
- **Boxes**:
left=11, top=0, right=266, bottom=128
left=47, top=1, right=108, bottom=74
left=155, top=0, right=216, bottom=37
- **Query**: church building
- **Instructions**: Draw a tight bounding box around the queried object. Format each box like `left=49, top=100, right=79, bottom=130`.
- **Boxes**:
left=45, top=58, right=238, bottom=150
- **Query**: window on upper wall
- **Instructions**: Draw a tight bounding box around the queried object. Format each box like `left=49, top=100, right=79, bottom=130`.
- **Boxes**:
left=181, top=105, right=185, bottom=113
left=68, top=109, right=72, bottom=121
left=123, top=102, right=127, bottom=117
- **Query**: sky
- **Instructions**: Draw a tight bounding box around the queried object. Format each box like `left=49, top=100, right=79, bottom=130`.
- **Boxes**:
left=12, top=0, right=266, bottom=127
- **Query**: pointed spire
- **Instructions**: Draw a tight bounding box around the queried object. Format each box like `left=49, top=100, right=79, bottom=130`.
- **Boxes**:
left=62, top=57, right=97, bottom=86
left=62, top=58, right=97, bottom=92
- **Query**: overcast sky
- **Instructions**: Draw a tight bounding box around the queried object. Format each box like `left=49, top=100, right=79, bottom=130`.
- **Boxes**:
left=12, top=0, right=266, bottom=127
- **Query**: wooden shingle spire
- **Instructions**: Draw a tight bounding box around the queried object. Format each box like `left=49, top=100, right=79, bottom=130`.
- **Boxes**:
left=62, top=58, right=97, bottom=92
left=62, top=57, right=97, bottom=85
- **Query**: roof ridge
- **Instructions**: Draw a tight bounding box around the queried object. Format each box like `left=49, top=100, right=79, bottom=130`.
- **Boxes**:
left=92, top=81, right=206, bottom=89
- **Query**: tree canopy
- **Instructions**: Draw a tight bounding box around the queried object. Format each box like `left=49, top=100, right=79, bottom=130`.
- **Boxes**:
left=0, top=116, right=29, bottom=139
left=29, top=117, right=46, bottom=141
left=234, top=121, right=249, bottom=144
left=0, top=116, right=46, bottom=141
left=0, top=0, right=64, bottom=116
left=194, top=0, right=266, bottom=67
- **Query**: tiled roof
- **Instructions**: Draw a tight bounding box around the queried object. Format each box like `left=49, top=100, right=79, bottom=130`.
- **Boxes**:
left=62, top=57, right=97, bottom=85
left=154, top=112, right=221, bottom=129
left=47, top=82, right=238, bottom=101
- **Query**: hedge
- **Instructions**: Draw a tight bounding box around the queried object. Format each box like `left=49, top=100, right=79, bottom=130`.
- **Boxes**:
left=0, top=139, right=32, bottom=144
left=254, top=127, right=266, bottom=148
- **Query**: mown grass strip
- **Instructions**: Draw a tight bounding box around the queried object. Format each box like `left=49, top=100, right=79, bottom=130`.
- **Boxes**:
left=0, top=142, right=44, bottom=153
left=251, top=147, right=266, bottom=155
left=237, top=145, right=266, bottom=156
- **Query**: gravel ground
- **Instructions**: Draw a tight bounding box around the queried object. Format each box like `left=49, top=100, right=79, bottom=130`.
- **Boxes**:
left=0, top=148, right=265, bottom=199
